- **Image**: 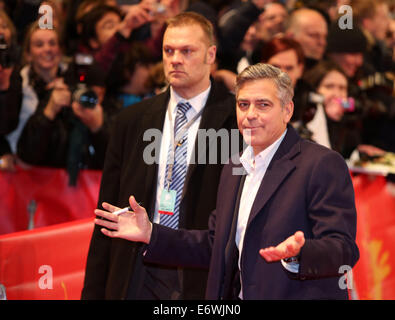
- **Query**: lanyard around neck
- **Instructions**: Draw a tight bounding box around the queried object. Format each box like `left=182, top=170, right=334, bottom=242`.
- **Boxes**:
left=165, top=103, right=204, bottom=190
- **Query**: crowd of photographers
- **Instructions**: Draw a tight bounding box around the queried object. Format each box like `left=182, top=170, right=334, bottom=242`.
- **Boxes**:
left=0, top=0, right=394, bottom=184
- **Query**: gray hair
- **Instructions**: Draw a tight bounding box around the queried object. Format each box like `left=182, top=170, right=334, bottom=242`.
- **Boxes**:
left=236, top=63, right=294, bottom=107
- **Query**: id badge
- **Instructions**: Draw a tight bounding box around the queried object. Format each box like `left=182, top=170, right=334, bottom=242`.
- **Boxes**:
left=158, top=189, right=177, bottom=215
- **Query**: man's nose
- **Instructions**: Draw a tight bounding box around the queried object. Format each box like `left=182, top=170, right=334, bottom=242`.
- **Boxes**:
left=246, top=106, right=257, bottom=119
left=171, top=50, right=183, bottom=64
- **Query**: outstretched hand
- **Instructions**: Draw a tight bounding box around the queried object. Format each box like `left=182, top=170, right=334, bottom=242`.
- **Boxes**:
left=94, top=196, right=152, bottom=244
left=259, top=231, right=305, bottom=262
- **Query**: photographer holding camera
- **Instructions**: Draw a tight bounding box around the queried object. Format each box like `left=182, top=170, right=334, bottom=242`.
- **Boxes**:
left=303, top=60, right=386, bottom=159
left=15, top=21, right=120, bottom=185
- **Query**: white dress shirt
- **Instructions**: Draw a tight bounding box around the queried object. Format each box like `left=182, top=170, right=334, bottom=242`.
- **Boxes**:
left=153, top=85, right=211, bottom=224
left=237, top=130, right=287, bottom=262
left=236, top=129, right=288, bottom=299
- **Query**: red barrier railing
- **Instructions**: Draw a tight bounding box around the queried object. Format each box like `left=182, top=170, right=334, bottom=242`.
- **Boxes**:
left=0, top=218, right=94, bottom=300
left=0, top=167, right=395, bottom=299
left=0, top=166, right=102, bottom=235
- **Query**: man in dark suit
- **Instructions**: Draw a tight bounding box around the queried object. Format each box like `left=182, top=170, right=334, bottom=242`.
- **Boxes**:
left=93, top=63, right=359, bottom=299
left=81, top=12, right=240, bottom=299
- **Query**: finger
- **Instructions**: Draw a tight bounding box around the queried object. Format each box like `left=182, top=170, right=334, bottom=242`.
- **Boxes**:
left=259, top=247, right=282, bottom=262
left=259, top=249, right=269, bottom=260
left=137, top=7, right=151, bottom=19
left=259, top=249, right=274, bottom=261
left=46, top=78, right=60, bottom=89
left=50, top=78, right=68, bottom=90
left=294, top=231, right=305, bottom=246
left=260, top=249, right=280, bottom=262
left=95, top=218, right=118, bottom=230
left=285, top=242, right=296, bottom=257
left=100, top=228, right=118, bottom=238
left=267, top=248, right=285, bottom=261
left=95, top=208, right=119, bottom=222
left=132, top=13, right=150, bottom=28
left=139, top=2, right=154, bottom=12
left=102, top=202, right=121, bottom=213
left=129, top=196, right=143, bottom=213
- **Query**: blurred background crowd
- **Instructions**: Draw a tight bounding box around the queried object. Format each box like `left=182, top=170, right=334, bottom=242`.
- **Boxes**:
left=0, top=0, right=394, bottom=184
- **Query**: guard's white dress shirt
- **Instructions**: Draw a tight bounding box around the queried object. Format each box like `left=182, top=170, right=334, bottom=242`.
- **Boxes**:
left=153, top=85, right=211, bottom=224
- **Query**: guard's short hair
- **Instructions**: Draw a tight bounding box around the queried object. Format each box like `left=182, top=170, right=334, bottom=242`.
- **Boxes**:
left=165, top=11, right=216, bottom=46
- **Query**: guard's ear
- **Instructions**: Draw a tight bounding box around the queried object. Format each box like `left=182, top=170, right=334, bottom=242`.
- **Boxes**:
left=206, top=45, right=217, bottom=65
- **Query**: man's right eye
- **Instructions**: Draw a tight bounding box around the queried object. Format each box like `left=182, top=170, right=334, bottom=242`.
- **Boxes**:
left=237, top=102, right=249, bottom=109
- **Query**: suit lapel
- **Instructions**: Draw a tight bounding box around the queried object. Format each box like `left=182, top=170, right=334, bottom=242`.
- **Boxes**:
left=246, top=127, right=301, bottom=227
left=141, top=90, right=170, bottom=213
left=224, top=173, right=246, bottom=264
left=220, top=170, right=245, bottom=299
left=182, top=83, right=236, bottom=198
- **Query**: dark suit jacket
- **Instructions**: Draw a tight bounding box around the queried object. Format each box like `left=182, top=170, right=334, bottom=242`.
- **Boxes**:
left=81, top=81, right=240, bottom=299
left=145, top=125, right=359, bottom=299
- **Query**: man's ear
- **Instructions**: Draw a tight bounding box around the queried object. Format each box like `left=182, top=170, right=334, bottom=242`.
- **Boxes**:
left=283, top=101, right=294, bottom=123
left=206, top=45, right=217, bottom=65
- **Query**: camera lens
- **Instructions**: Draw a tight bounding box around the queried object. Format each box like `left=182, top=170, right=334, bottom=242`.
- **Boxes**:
left=79, top=90, right=98, bottom=109
left=73, top=88, right=98, bottom=109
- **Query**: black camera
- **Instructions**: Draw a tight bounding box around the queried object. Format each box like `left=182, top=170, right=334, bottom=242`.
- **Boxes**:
left=72, top=53, right=99, bottom=109
left=0, top=34, right=13, bottom=68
